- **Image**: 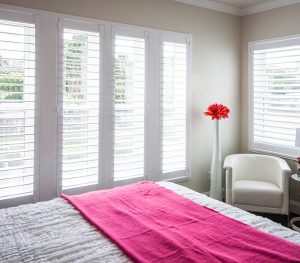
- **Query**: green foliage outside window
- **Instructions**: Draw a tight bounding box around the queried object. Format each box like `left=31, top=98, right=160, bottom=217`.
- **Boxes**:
left=115, top=54, right=127, bottom=104
left=0, top=55, right=24, bottom=101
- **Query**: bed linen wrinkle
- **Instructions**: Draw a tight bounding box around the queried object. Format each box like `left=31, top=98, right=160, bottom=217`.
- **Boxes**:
left=0, top=181, right=300, bottom=262
left=0, top=199, right=129, bottom=263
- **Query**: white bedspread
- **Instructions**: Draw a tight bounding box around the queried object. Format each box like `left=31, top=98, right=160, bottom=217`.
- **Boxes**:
left=1, top=182, right=300, bottom=262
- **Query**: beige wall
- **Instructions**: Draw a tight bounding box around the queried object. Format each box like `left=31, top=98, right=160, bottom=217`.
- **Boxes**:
left=4, top=0, right=299, bottom=204
left=0, top=0, right=241, bottom=193
left=241, top=4, right=300, bottom=202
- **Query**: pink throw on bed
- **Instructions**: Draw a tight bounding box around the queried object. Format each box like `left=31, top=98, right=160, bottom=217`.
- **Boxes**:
left=62, top=181, right=300, bottom=262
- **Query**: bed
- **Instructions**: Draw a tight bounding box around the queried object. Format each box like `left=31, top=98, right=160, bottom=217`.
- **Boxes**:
left=1, top=181, right=300, bottom=262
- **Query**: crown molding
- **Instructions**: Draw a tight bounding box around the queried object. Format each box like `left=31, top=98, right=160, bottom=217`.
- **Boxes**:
left=174, top=0, right=300, bottom=16
left=174, top=0, right=241, bottom=15
left=240, top=0, right=300, bottom=16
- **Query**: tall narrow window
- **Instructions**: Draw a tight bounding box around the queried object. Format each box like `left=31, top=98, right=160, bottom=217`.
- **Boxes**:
left=60, top=24, right=100, bottom=190
left=250, top=37, right=300, bottom=157
left=0, top=19, right=36, bottom=200
left=113, top=30, right=146, bottom=182
left=161, top=36, right=189, bottom=179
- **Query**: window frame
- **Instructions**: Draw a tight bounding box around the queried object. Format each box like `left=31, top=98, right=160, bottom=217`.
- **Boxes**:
left=110, top=26, right=149, bottom=187
left=0, top=3, right=192, bottom=206
left=0, top=9, right=41, bottom=208
left=248, top=35, right=300, bottom=159
left=159, top=32, right=192, bottom=181
left=57, top=18, right=104, bottom=196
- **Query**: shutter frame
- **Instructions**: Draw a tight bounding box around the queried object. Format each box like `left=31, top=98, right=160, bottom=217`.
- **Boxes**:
left=57, top=18, right=102, bottom=194
left=111, top=26, right=148, bottom=186
left=159, top=33, right=191, bottom=181
left=249, top=36, right=300, bottom=158
left=0, top=11, right=41, bottom=205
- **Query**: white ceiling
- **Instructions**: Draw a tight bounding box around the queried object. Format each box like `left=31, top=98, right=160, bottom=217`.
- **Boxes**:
left=174, top=0, right=300, bottom=16
left=211, top=0, right=271, bottom=8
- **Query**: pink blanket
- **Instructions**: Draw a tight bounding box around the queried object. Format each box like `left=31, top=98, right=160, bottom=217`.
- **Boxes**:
left=62, top=182, right=300, bottom=262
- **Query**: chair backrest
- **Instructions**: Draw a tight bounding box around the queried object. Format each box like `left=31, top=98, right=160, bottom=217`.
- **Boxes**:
left=232, top=155, right=282, bottom=188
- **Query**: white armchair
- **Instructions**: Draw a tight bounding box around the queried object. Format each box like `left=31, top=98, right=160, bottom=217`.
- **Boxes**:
left=224, top=154, right=291, bottom=215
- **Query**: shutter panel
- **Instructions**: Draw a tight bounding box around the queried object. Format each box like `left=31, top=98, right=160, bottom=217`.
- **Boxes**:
left=112, top=29, right=146, bottom=182
left=0, top=18, right=36, bottom=200
left=251, top=38, right=300, bottom=157
left=160, top=35, right=189, bottom=179
left=59, top=21, right=100, bottom=190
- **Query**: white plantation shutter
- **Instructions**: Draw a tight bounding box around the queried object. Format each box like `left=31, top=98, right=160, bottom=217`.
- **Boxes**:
left=58, top=20, right=101, bottom=191
left=0, top=14, right=38, bottom=201
left=112, top=28, right=146, bottom=182
left=160, top=34, right=190, bottom=180
left=250, top=37, right=300, bottom=157
left=0, top=7, right=192, bottom=207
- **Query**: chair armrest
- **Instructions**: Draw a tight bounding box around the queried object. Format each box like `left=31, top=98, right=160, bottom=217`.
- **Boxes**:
left=223, top=154, right=237, bottom=171
left=276, top=157, right=292, bottom=174
left=281, top=165, right=291, bottom=215
left=274, top=157, right=291, bottom=215
left=224, top=155, right=235, bottom=205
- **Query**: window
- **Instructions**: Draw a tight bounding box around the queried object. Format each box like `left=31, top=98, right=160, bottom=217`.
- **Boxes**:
left=58, top=19, right=101, bottom=191
left=112, top=29, right=146, bottom=182
left=57, top=23, right=191, bottom=194
left=0, top=5, right=191, bottom=205
left=0, top=14, right=38, bottom=201
left=249, top=36, right=300, bottom=157
left=160, top=34, right=190, bottom=180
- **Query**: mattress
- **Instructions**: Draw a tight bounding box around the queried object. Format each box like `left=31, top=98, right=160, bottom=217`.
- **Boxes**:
left=1, top=181, right=300, bottom=263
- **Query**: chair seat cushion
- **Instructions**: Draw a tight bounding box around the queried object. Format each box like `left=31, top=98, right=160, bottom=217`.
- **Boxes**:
left=232, top=180, right=282, bottom=208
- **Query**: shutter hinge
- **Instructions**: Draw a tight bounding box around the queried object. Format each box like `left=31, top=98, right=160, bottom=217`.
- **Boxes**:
left=57, top=20, right=61, bottom=31
left=186, top=39, right=191, bottom=46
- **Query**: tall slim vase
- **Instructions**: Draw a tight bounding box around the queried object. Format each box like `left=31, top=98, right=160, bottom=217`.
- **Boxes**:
left=209, top=120, right=222, bottom=201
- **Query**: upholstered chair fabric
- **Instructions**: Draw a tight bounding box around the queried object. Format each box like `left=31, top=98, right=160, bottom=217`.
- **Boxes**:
left=224, top=154, right=291, bottom=215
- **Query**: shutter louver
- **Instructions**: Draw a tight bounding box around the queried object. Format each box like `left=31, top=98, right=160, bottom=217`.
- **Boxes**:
left=161, top=39, right=187, bottom=176
left=252, top=42, right=300, bottom=155
left=60, top=26, right=100, bottom=190
left=249, top=38, right=300, bottom=157
left=0, top=11, right=192, bottom=205
left=0, top=19, right=36, bottom=200
left=113, top=32, right=145, bottom=181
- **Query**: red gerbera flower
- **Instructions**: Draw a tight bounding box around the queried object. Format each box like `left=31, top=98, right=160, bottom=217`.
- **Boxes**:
left=204, top=103, right=230, bottom=120
left=296, top=157, right=300, bottom=164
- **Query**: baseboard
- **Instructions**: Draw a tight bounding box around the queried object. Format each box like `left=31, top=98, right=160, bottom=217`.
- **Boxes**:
left=290, top=200, right=300, bottom=215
